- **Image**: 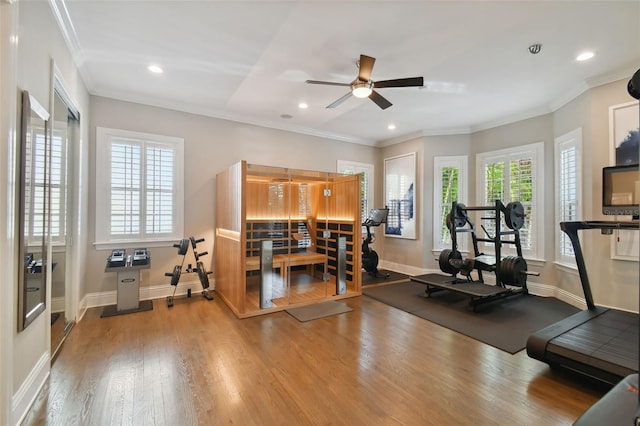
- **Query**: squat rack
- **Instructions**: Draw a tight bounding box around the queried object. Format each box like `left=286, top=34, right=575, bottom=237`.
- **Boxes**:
left=412, top=199, right=535, bottom=309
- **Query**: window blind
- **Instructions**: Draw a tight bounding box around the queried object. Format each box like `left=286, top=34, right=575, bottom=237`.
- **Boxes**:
left=559, top=146, right=578, bottom=256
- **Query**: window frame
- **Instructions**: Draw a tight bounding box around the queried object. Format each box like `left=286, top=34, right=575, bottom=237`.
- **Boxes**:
left=432, top=155, right=468, bottom=252
left=476, top=142, right=544, bottom=260
left=95, top=127, right=184, bottom=249
left=554, top=128, right=582, bottom=266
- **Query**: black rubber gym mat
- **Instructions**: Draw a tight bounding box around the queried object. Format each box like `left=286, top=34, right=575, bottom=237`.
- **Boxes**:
left=361, top=269, right=411, bottom=286
left=363, top=281, right=579, bottom=354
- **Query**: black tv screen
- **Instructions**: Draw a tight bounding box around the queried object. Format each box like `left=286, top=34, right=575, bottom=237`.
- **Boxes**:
left=602, top=164, right=640, bottom=217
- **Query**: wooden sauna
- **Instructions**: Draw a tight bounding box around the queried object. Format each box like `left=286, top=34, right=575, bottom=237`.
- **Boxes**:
left=214, top=161, right=362, bottom=318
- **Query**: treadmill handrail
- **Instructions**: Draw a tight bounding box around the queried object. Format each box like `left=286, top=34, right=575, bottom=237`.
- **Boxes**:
left=560, top=220, right=640, bottom=309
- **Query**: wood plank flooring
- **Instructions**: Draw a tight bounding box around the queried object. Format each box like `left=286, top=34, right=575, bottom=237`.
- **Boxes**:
left=23, top=289, right=606, bottom=425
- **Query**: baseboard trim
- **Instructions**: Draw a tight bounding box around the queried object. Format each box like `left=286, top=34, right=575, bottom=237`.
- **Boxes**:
left=378, top=260, right=434, bottom=277
left=12, top=351, right=49, bottom=426
left=84, top=279, right=214, bottom=309
left=51, top=297, right=64, bottom=313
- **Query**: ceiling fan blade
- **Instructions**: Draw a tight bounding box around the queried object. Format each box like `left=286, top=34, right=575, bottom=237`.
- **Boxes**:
left=306, top=80, right=350, bottom=87
left=374, top=77, right=424, bottom=88
left=369, top=90, right=392, bottom=110
left=358, top=54, right=376, bottom=82
left=327, top=92, right=353, bottom=108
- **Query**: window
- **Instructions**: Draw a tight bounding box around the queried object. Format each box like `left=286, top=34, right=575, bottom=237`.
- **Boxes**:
left=433, top=156, right=468, bottom=251
left=337, top=160, right=373, bottom=224
left=476, top=142, right=544, bottom=259
left=555, top=128, right=582, bottom=264
left=95, top=128, right=184, bottom=247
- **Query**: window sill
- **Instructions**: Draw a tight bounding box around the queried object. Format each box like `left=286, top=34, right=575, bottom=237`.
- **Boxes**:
left=94, top=239, right=177, bottom=251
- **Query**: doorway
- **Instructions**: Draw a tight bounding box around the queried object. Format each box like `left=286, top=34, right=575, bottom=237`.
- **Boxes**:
left=50, top=83, right=79, bottom=358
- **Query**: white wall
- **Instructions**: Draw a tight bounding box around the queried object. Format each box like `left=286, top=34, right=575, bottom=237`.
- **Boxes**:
left=376, top=134, right=471, bottom=274
left=0, top=1, right=90, bottom=424
left=375, top=80, right=639, bottom=312
left=580, top=79, right=638, bottom=311
left=86, top=96, right=379, bottom=296
left=0, top=3, right=20, bottom=425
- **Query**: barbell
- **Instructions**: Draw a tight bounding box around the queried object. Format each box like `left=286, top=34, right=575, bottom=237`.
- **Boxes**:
left=438, top=251, right=538, bottom=287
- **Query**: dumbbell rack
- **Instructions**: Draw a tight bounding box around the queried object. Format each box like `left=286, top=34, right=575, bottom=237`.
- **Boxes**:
left=165, top=236, right=214, bottom=307
left=411, top=200, right=536, bottom=310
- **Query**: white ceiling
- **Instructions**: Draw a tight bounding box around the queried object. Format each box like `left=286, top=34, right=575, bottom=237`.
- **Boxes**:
left=51, top=0, right=640, bottom=146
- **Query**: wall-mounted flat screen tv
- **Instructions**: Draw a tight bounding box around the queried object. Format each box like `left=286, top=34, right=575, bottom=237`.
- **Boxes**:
left=602, top=164, right=640, bottom=218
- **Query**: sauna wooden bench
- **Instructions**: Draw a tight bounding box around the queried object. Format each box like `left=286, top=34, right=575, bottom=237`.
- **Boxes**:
left=245, top=252, right=327, bottom=281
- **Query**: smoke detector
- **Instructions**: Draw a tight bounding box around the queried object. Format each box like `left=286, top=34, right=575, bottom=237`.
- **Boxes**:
left=528, top=44, right=542, bottom=55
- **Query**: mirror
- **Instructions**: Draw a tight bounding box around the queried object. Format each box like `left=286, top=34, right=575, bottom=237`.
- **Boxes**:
left=18, top=90, right=50, bottom=331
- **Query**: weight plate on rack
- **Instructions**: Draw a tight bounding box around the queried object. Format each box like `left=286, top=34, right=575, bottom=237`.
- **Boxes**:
left=505, top=202, right=525, bottom=230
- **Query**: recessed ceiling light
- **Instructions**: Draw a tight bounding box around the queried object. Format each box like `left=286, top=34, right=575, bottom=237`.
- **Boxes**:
left=576, top=51, right=594, bottom=62
left=298, top=102, right=308, bottom=109
left=387, top=124, right=396, bottom=130
left=148, top=65, right=163, bottom=74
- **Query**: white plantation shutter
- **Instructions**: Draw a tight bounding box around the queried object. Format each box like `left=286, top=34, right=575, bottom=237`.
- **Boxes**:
left=555, top=129, right=582, bottom=262
left=110, top=140, right=141, bottom=236
left=509, top=157, right=533, bottom=251
left=146, top=144, right=174, bottom=234
left=27, top=130, right=67, bottom=245
left=49, top=133, right=66, bottom=242
left=433, top=156, right=468, bottom=251
left=96, top=128, right=183, bottom=246
left=559, top=148, right=577, bottom=255
left=476, top=142, right=544, bottom=259
left=480, top=160, right=505, bottom=244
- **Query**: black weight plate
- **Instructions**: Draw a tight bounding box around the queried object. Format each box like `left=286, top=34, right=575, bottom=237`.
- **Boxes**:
left=453, top=203, right=468, bottom=227
left=500, top=256, right=527, bottom=287
left=445, top=211, right=455, bottom=232
left=197, top=261, right=210, bottom=289
left=170, top=265, right=181, bottom=286
left=505, top=202, right=525, bottom=230
left=439, top=249, right=462, bottom=275
left=174, top=239, right=189, bottom=255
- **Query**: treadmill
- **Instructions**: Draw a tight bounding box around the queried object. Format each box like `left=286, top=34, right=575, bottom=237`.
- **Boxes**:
left=526, top=220, right=639, bottom=385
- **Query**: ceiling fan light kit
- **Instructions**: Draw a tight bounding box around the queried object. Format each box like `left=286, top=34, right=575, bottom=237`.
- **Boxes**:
left=352, top=81, right=373, bottom=98
left=306, top=54, right=424, bottom=110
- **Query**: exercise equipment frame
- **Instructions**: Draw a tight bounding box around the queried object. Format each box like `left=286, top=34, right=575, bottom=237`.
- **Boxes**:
left=411, top=200, right=534, bottom=310
left=527, top=221, right=639, bottom=385
left=165, top=236, right=214, bottom=307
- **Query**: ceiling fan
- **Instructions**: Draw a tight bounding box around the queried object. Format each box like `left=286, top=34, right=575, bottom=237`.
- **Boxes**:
left=306, top=54, right=424, bottom=110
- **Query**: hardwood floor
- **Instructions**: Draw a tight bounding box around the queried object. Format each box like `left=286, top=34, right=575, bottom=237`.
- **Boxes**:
left=23, top=288, right=606, bottom=425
